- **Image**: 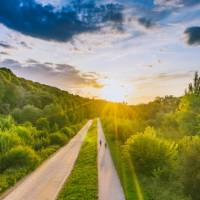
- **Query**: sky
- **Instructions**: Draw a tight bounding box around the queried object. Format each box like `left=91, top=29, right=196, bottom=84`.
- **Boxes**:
left=0, top=0, right=199, bottom=104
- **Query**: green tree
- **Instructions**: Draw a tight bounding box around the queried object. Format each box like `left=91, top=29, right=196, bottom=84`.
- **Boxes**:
left=36, top=118, right=50, bottom=130
left=0, top=146, right=40, bottom=171
left=186, top=72, right=200, bottom=95
left=179, top=136, right=200, bottom=200
left=125, top=127, right=178, bottom=177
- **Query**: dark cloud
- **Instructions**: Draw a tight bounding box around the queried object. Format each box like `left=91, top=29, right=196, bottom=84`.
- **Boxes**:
left=0, top=58, right=103, bottom=89
left=138, top=17, right=154, bottom=28
left=0, top=51, right=9, bottom=55
left=0, top=42, right=14, bottom=49
left=0, top=59, right=20, bottom=67
left=184, top=26, right=200, bottom=45
left=20, top=41, right=32, bottom=49
left=26, top=59, right=39, bottom=64
left=0, top=0, right=124, bottom=42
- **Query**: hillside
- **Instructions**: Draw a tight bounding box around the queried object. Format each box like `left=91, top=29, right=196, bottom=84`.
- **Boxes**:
left=0, top=67, right=101, bottom=194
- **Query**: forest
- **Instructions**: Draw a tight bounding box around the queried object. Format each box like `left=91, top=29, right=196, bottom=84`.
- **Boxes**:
left=0, top=67, right=200, bottom=200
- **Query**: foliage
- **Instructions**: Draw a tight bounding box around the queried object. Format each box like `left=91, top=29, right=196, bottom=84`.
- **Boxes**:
left=0, top=131, right=21, bottom=154
left=49, top=133, right=68, bottom=146
left=0, top=146, right=40, bottom=171
left=0, top=68, right=95, bottom=194
left=39, top=145, right=60, bottom=159
left=35, top=117, right=50, bottom=130
left=186, top=72, right=200, bottom=95
left=125, top=127, right=178, bottom=177
left=179, top=136, right=200, bottom=200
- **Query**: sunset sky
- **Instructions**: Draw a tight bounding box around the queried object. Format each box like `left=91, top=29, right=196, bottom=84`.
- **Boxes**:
left=0, top=0, right=199, bottom=104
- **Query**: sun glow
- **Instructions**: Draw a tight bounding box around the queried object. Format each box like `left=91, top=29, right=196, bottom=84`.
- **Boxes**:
left=100, top=79, right=132, bottom=103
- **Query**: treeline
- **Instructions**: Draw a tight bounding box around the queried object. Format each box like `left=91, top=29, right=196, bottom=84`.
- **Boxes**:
left=102, top=72, right=200, bottom=200
left=0, top=67, right=104, bottom=194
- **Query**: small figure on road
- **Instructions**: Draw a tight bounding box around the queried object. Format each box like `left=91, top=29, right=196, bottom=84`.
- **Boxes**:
left=100, top=140, right=102, bottom=146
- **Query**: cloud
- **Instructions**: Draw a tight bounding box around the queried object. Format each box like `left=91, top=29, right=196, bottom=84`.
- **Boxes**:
left=138, top=17, right=155, bottom=28
left=20, top=41, right=32, bottom=49
left=0, top=0, right=124, bottom=42
left=26, top=59, right=39, bottom=64
left=0, top=51, right=9, bottom=55
left=0, top=58, right=103, bottom=89
left=0, top=42, right=14, bottom=49
left=134, top=71, right=192, bottom=82
left=0, top=59, right=20, bottom=67
left=184, top=26, right=200, bottom=45
left=155, top=0, right=199, bottom=7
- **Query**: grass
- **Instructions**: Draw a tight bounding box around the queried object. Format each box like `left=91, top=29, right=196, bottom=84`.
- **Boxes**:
left=57, top=120, right=98, bottom=200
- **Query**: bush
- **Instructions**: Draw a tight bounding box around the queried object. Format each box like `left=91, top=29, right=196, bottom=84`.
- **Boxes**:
left=0, top=167, right=29, bottom=194
left=61, top=127, right=74, bottom=137
left=125, top=127, right=177, bottom=177
left=39, top=145, right=60, bottom=159
left=49, top=133, right=68, bottom=146
left=12, top=105, right=42, bottom=124
left=0, top=146, right=40, bottom=171
left=0, top=116, right=14, bottom=131
left=179, top=136, right=200, bottom=200
left=36, top=118, right=50, bottom=130
left=141, top=176, right=191, bottom=200
left=0, top=131, right=21, bottom=154
left=14, top=126, right=34, bottom=146
left=33, top=137, right=50, bottom=151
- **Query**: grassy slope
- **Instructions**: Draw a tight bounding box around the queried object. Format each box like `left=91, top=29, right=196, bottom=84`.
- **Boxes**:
left=0, top=68, right=92, bottom=195
left=57, top=121, right=98, bottom=200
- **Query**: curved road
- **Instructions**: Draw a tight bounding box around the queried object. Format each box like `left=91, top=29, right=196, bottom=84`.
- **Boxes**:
left=97, top=119, right=125, bottom=200
left=1, top=120, right=93, bottom=200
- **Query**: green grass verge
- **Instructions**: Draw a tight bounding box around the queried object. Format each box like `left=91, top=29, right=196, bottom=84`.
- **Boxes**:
left=57, top=120, right=98, bottom=200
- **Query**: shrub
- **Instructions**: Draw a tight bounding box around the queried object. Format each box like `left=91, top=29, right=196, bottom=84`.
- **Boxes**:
left=36, top=118, right=50, bottom=130
left=0, top=167, right=28, bottom=194
left=125, top=127, right=177, bottom=177
left=49, top=133, right=68, bottom=146
left=0, top=116, right=14, bottom=131
left=12, top=105, right=42, bottom=124
left=14, top=126, right=34, bottom=146
left=179, top=136, right=200, bottom=200
left=0, top=131, right=21, bottom=154
left=39, top=145, right=60, bottom=159
left=33, top=137, right=50, bottom=151
left=0, top=146, right=40, bottom=171
left=61, top=127, right=74, bottom=137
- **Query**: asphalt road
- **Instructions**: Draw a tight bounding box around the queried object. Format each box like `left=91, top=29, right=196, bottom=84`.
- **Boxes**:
left=1, top=120, right=93, bottom=200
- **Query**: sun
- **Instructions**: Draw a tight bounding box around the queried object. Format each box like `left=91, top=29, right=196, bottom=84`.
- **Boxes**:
left=100, top=79, right=131, bottom=102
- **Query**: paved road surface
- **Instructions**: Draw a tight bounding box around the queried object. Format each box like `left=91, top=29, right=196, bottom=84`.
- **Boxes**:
left=1, top=120, right=93, bottom=200
left=97, top=119, right=125, bottom=200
